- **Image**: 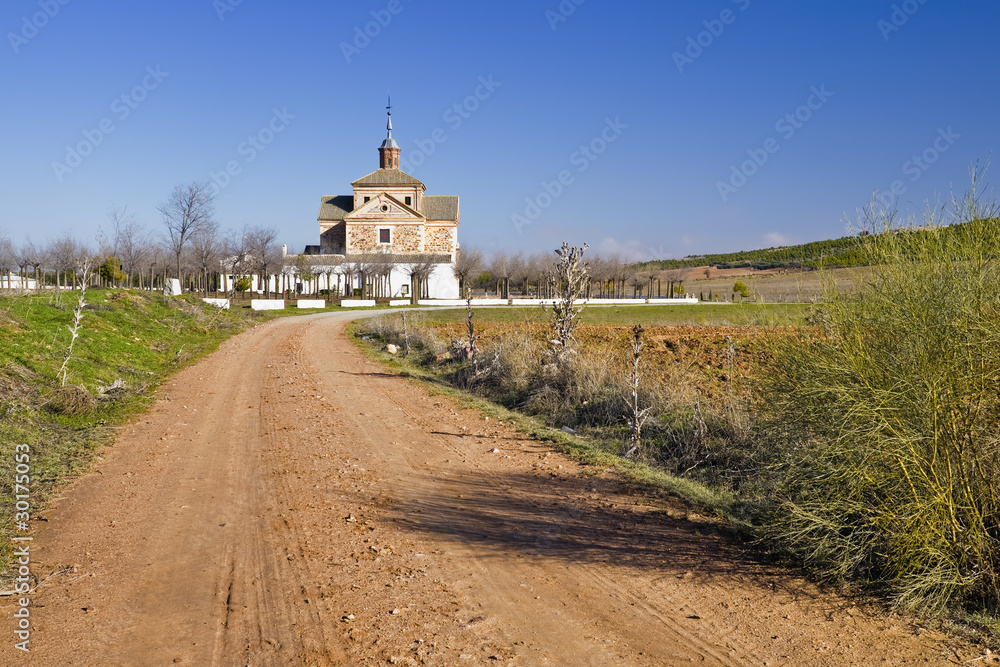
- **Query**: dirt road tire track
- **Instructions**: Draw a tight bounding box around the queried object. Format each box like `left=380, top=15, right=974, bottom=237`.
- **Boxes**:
left=3, top=313, right=981, bottom=665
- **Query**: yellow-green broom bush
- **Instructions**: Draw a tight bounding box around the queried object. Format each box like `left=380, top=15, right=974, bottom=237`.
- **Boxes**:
left=763, top=174, right=1000, bottom=612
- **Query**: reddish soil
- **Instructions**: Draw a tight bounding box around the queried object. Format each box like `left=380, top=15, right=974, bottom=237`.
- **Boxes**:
left=432, top=322, right=780, bottom=394
left=1, top=313, right=989, bottom=665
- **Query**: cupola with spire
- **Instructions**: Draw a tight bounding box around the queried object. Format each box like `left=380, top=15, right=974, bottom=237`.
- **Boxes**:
left=378, top=97, right=401, bottom=170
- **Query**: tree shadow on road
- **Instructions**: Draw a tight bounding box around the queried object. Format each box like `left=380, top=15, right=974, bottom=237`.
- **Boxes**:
left=384, top=467, right=835, bottom=606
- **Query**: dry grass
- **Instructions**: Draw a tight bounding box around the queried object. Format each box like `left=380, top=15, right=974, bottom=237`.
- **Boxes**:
left=356, top=316, right=763, bottom=493
left=48, top=384, right=96, bottom=417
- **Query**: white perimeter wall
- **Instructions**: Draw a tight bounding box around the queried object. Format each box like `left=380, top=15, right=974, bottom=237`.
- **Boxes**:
left=220, top=262, right=458, bottom=300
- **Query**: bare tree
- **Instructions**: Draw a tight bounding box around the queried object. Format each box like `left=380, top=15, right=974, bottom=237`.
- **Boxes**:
left=158, top=181, right=215, bottom=279
left=99, top=205, right=150, bottom=288
left=351, top=251, right=394, bottom=300
left=223, top=228, right=253, bottom=299
left=453, top=247, right=483, bottom=294
left=191, top=222, right=222, bottom=296
left=622, top=324, right=652, bottom=459
left=246, top=226, right=280, bottom=298
left=664, top=269, right=685, bottom=299
left=334, top=262, right=351, bottom=299
left=350, top=253, right=372, bottom=300
left=546, top=242, right=589, bottom=369
left=319, top=265, right=336, bottom=302
left=507, top=252, right=527, bottom=297
left=143, top=243, right=166, bottom=292
left=524, top=252, right=547, bottom=297
left=464, top=287, right=478, bottom=360
left=97, top=204, right=127, bottom=259
left=294, top=255, right=316, bottom=295
left=489, top=251, right=514, bottom=299
left=630, top=271, right=649, bottom=298
left=48, top=235, right=83, bottom=290
left=18, top=240, right=42, bottom=291
left=407, top=259, right=436, bottom=304
left=614, top=256, right=634, bottom=299
left=0, top=231, right=14, bottom=289
left=598, top=254, right=625, bottom=299
left=588, top=254, right=609, bottom=298
left=116, top=214, right=152, bottom=289
left=58, top=258, right=92, bottom=385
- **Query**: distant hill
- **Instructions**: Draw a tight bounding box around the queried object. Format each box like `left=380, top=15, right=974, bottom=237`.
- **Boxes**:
left=636, top=234, right=867, bottom=272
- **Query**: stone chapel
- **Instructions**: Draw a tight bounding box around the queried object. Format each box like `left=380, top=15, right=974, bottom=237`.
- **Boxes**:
left=309, top=107, right=460, bottom=260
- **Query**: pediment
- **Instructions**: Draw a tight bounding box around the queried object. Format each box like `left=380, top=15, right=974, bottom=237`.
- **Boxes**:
left=345, top=193, right=424, bottom=221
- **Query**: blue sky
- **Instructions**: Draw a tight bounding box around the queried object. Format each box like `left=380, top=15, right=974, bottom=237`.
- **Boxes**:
left=2, top=0, right=998, bottom=261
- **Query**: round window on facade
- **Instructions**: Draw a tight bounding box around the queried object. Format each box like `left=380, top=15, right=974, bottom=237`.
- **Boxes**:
left=381, top=204, right=389, bottom=212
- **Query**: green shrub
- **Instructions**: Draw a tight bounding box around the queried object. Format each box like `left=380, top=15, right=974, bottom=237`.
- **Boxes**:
left=762, top=179, right=1000, bottom=612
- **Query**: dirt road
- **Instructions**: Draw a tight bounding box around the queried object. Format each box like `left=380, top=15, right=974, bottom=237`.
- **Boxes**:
left=3, top=313, right=984, bottom=665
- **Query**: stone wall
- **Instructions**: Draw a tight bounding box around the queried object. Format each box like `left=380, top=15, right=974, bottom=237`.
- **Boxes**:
left=425, top=226, right=455, bottom=254
left=392, top=225, right=422, bottom=253
left=347, top=224, right=426, bottom=254
left=347, top=226, right=378, bottom=253
left=320, top=223, right=346, bottom=254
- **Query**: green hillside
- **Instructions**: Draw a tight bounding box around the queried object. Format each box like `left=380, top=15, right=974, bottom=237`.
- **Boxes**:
left=636, top=234, right=867, bottom=271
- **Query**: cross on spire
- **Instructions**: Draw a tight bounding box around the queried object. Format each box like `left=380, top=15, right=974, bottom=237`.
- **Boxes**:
left=386, top=94, right=393, bottom=137
left=379, top=95, right=401, bottom=169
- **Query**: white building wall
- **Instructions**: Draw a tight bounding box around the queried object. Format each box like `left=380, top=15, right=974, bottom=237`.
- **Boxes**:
left=219, top=262, right=458, bottom=299
left=1, top=274, right=37, bottom=289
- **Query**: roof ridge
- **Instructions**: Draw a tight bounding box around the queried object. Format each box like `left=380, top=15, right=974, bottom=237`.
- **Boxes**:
left=351, top=168, right=425, bottom=187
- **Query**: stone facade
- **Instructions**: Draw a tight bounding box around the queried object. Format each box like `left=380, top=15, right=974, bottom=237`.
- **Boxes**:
left=346, top=224, right=425, bottom=254
left=347, top=226, right=378, bottom=254
left=425, top=226, right=454, bottom=254
left=392, top=225, right=423, bottom=253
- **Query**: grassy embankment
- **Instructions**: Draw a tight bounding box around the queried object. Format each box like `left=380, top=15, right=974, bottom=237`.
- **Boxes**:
left=0, top=289, right=331, bottom=576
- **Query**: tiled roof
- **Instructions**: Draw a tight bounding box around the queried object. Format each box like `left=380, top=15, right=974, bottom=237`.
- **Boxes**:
left=318, top=195, right=353, bottom=221
left=422, top=196, right=459, bottom=221
left=351, top=168, right=425, bottom=187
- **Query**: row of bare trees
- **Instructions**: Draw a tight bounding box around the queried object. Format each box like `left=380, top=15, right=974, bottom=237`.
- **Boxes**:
left=0, top=223, right=283, bottom=296
left=453, top=248, right=686, bottom=299
left=0, top=181, right=287, bottom=296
